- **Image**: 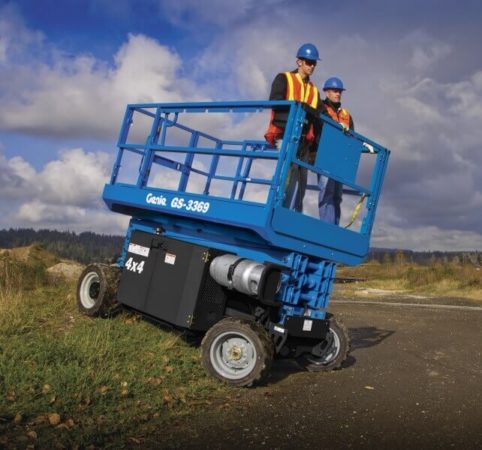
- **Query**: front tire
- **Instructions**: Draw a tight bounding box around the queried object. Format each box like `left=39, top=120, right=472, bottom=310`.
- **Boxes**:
left=77, top=264, right=120, bottom=317
left=201, top=318, right=274, bottom=387
left=297, top=315, right=350, bottom=372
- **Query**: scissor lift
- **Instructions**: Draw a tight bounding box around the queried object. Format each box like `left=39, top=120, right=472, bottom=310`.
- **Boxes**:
left=77, top=101, right=389, bottom=386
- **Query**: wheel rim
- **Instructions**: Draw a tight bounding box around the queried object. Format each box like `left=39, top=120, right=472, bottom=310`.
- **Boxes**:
left=79, top=272, right=101, bottom=309
left=306, top=328, right=341, bottom=365
left=210, top=331, right=257, bottom=380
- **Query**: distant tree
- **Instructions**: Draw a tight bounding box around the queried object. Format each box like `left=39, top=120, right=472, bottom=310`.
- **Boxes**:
left=394, top=250, right=407, bottom=266
left=0, top=229, right=123, bottom=264
left=382, top=252, right=392, bottom=266
left=466, top=253, right=478, bottom=265
left=367, top=249, right=482, bottom=266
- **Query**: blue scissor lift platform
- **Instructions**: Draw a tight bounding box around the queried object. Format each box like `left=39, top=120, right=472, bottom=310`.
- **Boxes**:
left=78, top=100, right=389, bottom=386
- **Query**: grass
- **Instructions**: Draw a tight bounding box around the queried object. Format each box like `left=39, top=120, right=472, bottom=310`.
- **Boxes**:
left=336, top=260, right=482, bottom=301
left=0, top=249, right=51, bottom=292
left=0, top=270, right=227, bottom=448
left=1, top=250, right=481, bottom=447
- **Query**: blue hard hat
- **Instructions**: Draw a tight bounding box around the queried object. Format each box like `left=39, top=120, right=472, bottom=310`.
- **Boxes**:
left=296, top=43, right=321, bottom=61
left=323, top=77, right=346, bottom=91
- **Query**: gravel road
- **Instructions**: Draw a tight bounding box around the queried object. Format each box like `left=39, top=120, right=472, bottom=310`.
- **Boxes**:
left=157, top=298, right=482, bottom=450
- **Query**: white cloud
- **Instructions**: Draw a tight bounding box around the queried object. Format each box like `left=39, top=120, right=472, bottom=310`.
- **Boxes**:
left=0, top=152, right=36, bottom=199
left=36, top=148, right=112, bottom=206
left=445, top=71, right=482, bottom=121
left=372, top=224, right=482, bottom=252
left=13, top=202, right=129, bottom=234
left=16, top=203, right=87, bottom=224
left=1, top=148, right=112, bottom=207
left=409, top=42, right=452, bottom=73
left=0, top=3, right=45, bottom=65
left=0, top=148, right=126, bottom=233
left=0, top=32, right=205, bottom=138
left=397, top=96, right=444, bottom=124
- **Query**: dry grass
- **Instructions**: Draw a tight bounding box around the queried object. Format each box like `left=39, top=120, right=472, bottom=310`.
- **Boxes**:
left=336, top=261, right=482, bottom=301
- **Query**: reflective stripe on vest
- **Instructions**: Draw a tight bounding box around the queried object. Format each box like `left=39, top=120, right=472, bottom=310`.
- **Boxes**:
left=324, top=104, right=351, bottom=128
left=284, top=72, right=319, bottom=109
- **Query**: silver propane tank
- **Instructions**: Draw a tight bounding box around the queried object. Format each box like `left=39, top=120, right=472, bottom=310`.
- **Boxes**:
left=209, top=254, right=280, bottom=299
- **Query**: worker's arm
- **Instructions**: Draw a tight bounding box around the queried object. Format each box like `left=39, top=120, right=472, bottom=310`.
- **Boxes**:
left=268, top=73, right=290, bottom=129
left=269, top=73, right=287, bottom=100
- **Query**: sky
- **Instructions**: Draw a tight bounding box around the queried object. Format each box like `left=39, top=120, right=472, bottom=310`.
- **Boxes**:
left=1, top=0, right=482, bottom=251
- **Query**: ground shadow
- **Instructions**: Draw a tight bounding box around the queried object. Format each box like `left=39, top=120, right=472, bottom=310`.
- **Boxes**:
left=129, top=309, right=396, bottom=386
left=269, top=326, right=396, bottom=383
left=269, top=358, right=304, bottom=383
left=341, top=354, right=356, bottom=369
left=348, top=326, right=395, bottom=351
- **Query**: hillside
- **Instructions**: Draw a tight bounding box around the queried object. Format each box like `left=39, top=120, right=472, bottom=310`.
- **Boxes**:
left=0, top=244, right=84, bottom=289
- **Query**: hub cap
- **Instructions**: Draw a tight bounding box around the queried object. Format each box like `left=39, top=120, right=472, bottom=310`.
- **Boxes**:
left=210, top=332, right=257, bottom=380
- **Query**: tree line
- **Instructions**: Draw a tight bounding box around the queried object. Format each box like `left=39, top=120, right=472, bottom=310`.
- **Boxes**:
left=0, top=228, right=123, bottom=264
left=369, top=248, right=482, bottom=266
left=0, top=228, right=480, bottom=266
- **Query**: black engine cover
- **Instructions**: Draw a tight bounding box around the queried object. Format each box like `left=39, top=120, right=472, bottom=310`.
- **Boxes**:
left=117, top=231, right=226, bottom=331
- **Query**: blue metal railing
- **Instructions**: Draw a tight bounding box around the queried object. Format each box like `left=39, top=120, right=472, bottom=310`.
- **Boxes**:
left=104, top=101, right=390, bottom=265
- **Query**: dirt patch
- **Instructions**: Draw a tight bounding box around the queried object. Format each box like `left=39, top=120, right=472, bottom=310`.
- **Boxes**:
left=357, top=288, right=410, bottom=296
left=46, top=262, right=84, bottom=281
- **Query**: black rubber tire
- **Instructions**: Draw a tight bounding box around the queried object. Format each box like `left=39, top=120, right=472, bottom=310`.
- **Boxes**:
left=297, top=315, right=350, bottom=372
left=201, top=318, right=274, bottom=387
left=76, top=264, right=120, bottom=317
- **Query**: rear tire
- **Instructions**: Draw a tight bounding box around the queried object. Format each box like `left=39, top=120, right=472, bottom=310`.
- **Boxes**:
left=201, top=318, right=274, bottom=387
left=297, top=315, right=350, bottom=372
left=77, top=264, right=120, bottom=317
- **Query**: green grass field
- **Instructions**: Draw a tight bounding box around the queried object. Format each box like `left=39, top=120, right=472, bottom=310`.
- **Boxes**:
left=0, top=267, right=228, bottom=448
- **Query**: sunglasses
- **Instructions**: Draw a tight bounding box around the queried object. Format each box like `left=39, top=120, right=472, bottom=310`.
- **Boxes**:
left=301, top=59, right=317, bottom=67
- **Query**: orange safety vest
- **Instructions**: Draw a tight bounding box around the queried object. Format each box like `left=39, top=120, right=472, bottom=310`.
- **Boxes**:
left=265, top=72, right=320, bottom=142
left=324, top=103, right=351, bottom=129
left=284, top=72, right=319, bottom=109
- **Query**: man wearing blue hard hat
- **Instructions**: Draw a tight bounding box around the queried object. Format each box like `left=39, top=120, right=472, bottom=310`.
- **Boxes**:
left=318, top=76, right=354, bottom=225
left=265, top=43, right=325, bottom=212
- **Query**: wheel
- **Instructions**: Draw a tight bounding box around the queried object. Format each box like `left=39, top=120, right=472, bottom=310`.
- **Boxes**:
left=77, top=264, right=120, bottom=317
left=297, top=315, right=350, bottom=372
left=201, top=318, right=274, bottom=387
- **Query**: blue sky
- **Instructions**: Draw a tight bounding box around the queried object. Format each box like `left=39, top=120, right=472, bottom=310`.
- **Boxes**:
left=1, top=0, right=482, bottom=250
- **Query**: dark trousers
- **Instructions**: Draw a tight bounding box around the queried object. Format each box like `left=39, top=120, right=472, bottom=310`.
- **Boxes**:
left=283, top=140, right=312, bottom=212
